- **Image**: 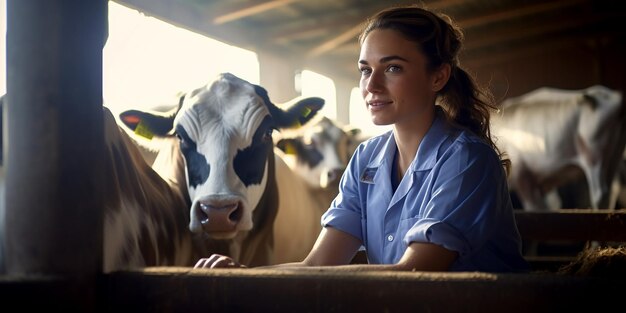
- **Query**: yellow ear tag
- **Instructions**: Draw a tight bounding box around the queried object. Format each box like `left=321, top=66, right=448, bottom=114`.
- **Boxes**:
left=134, top=120, right=154, bottom=140
left=290, top=106, right=313, bottom=127
left=301, top=106, right=312, bottom=118
left=284, top=142, right=296, bottom=155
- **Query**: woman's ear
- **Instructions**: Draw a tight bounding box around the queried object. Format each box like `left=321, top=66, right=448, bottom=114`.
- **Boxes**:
left=431, top=63, right=451, bottom=92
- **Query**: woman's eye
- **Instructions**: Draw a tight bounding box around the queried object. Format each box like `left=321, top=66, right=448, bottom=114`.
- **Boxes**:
left=359, top=67, right=371, bottom=75
left=387, top=65, right=402, bottom=73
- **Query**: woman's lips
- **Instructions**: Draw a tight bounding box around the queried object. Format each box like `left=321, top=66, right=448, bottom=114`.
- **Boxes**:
left=368, top=100, right=392, bottom=111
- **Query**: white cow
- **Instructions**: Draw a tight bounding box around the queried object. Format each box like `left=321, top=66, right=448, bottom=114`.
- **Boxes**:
left=271, top=117, right=365, bottom=263
left=492, top=85, right=625, bottom=211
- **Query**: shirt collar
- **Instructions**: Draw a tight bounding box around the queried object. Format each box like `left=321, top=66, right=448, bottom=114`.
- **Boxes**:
left=411, top=106, right=451, bottom=171
left=366, top=106, right=452, bottom=171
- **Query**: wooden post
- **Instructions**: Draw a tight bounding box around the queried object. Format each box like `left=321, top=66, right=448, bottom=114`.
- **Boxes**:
left=4, top=0, right=107, bottom=309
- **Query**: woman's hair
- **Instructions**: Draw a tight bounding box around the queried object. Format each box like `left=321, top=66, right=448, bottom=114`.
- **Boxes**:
left=359, top=5, right=510, bottom=173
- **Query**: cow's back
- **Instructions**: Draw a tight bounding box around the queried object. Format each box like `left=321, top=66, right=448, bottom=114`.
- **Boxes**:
left=493, top=93, right=582, bottom=175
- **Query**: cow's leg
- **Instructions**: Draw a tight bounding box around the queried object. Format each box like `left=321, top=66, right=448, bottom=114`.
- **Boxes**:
left=514, top=165, right=549, bottom=211
left=579, top=154, right=623, bottom=211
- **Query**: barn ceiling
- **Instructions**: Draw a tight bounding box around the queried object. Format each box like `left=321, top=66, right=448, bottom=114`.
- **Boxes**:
left=113, top=0, right=624, bottom=82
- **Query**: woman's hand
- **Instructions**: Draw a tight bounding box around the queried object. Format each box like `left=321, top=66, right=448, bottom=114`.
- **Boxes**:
left=194, top=254, right=247, bottom=269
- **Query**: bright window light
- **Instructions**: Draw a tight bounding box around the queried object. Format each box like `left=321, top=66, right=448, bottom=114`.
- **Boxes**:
left=0, top=1, right=260, bottom=111
left=349, top=87, right=391, bottom=136
left=298, top=70, right=336, bottom=120
left=104, top=1, right=260, bottom=114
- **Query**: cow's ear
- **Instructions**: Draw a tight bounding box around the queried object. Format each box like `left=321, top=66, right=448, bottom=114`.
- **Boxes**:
left=276, top=138, right=299, bottom=155
left=290, top=97, right=324, bottom=127
left=275, top=97, right=325, bottom=129
left=343, top=125, right=361, bottom=137
left=119, top=109, right=175, bottom=139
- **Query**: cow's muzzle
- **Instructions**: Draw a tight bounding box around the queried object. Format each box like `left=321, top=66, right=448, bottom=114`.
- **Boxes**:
left=192, top=199, right=243, bottom=235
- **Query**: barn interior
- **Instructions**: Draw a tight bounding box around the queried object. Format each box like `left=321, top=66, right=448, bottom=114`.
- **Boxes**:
left=1, top=0, right=625, bottom=312
left=111, top=0, right=626, bottom=125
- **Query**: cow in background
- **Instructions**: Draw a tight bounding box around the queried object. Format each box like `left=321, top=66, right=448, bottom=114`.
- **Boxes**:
left=275, top=116, right=362, bottom=189
left=492, top=85, right=625, bottom=211
left=271, top=116, right=364, bottom=263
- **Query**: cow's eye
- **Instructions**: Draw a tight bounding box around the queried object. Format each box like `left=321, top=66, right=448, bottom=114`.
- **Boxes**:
left=262, top=129, right=273, bottom=142
left=176, top=134, right=189, bottom=150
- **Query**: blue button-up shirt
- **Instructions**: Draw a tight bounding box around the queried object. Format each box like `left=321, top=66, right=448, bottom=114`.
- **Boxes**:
left=322, top=109, right=529, bottom=272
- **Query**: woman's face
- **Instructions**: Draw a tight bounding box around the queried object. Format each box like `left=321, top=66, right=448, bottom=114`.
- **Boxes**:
left=358, top=28, right=442, bottom=128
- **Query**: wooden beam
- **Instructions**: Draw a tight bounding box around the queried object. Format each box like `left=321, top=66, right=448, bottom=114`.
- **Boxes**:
left=308, top=0, right=462, bottom=57
left=114, top=0, right=261, bottom=49
left=213, top=0, right=300, bottom=25
left=307, top=24, right=364, bottom=58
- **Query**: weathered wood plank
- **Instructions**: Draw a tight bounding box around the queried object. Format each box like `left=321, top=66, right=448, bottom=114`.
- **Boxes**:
left=101, top=267, right=624, bottom=313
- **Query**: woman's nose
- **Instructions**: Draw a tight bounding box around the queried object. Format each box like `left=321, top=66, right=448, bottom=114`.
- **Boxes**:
left=365, top=72, right=384, bottom=93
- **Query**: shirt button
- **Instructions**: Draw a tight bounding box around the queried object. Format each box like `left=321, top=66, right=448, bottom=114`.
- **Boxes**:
left=387, top=235, right=394, bottom=242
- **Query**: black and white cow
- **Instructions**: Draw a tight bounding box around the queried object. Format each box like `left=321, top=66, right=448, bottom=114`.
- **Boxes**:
left=0, top=73, right=323, bottom=272
left=108, top=73, right=323, bottom=271
left=272, top=117, right=365, bottom=263
left=275, top=116, right=362, bottom=189
left=492, top=85, right=625, bottom=211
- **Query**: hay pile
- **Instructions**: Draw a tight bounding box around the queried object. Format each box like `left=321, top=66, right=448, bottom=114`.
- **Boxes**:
left=558, top=246, right=626, bottom=277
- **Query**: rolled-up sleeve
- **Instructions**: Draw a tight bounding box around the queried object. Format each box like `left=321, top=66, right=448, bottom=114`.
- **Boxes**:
left=405, top=218, right=471, bottom=257
left=321, top=205, right=363, bottom=241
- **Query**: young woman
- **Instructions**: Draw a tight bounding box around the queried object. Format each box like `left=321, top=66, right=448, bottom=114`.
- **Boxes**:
left=195, top=5, right=529, bottom=272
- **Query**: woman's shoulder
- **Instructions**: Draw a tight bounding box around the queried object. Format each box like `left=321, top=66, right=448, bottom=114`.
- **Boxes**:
left=349, top=130, right=393, bottom=167
left=355, top=130, right=392, bottom=152
left=443, top=128, right=500, bottom=163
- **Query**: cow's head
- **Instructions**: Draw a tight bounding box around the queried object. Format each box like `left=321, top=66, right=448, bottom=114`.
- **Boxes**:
left=276, top=117, right=362, bottom=189
left=119, top=73, right=324, bottom=240
left=578, top=85, right=623, bottom=146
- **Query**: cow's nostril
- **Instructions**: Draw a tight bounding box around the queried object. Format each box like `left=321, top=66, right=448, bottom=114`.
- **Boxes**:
left=229, top=204, right=243, bottom=223
left=196, top=207, right=209, bottom=225
left=199, top=203, right=210, bottom=213
left=195, top=199, right=243, bottom=234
